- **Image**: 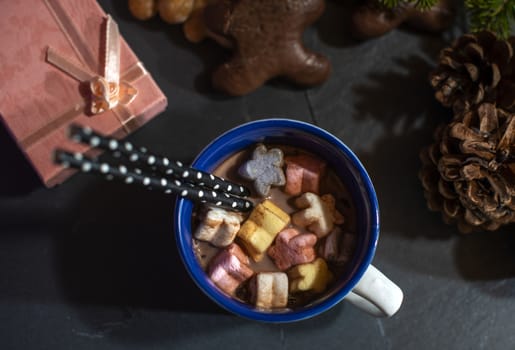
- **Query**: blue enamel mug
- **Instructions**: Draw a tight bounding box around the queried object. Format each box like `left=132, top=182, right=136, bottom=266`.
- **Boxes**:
left=174, top=119, right=403, bottom=322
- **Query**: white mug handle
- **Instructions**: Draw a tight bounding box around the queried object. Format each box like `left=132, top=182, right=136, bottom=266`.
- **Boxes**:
left=345, top=264, right=403, bottom=317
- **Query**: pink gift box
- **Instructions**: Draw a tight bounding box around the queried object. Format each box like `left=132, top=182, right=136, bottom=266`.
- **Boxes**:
left=0, top=0, right=167, bottom=187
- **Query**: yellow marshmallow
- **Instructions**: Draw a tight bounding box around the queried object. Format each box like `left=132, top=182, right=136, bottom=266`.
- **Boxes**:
left=249, top=200, right=290, bottom=234
left=237, top=200, right=290, bottom=261
left=238, top=221, right=271, bottom=261
left=288, top=258, right=333, bottom=294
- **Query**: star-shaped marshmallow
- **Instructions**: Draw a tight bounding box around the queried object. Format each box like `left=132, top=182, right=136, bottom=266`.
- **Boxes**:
left=239, top=144, right=285, bottom=197
left=292, top=192, right=344, bottom=238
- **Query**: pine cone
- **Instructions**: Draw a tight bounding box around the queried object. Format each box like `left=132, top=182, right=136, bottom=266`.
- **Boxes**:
left=419, top=103, right=515, bottom=233
left=430, top=31, right=515, bottom=114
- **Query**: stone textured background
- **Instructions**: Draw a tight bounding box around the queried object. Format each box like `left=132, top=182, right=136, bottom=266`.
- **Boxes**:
left=1, top=1, right=514, bottom=349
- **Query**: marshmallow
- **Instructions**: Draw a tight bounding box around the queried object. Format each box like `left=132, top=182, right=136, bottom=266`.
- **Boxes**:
left=238, top=200, right=290, bottom=261
left=238, top=144, right=286, bottom=197
left=268, top=228, right=317, bottom=270
left=288, top=258, right=333, bottom=294
left=250, top=272, right=289, bottom=309
left=292, top=192, right=344, bottom=238
left=319, top=227, right=357, bottom=265
left=208, top=243, right=254, bottom=296
left=284, top=154, right=326, bottom=195
left=194, top=207, right=243, bottom=247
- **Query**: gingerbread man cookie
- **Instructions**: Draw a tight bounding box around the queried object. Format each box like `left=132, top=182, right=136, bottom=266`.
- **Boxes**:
left=203, top=0, right=331, bottom=96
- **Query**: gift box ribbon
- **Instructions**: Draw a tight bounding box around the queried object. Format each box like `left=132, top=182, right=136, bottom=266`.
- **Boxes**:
left=21, top=0, right=147, bottom=149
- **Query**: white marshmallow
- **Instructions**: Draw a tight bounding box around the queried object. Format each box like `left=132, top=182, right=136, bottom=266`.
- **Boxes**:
left=251, top=272, right=289, bottom=309
left=194, top=207, right=243, bottom=247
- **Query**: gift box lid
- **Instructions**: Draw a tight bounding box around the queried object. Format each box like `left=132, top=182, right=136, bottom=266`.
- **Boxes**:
left=0, top=0, right=167, bottom=187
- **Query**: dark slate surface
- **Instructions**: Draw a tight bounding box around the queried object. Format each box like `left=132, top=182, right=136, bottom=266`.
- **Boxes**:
left=1, top=1, right=515, bottom=349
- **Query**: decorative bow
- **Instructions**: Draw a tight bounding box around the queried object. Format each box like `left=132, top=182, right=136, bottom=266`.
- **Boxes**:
left=46, top=15, right=138, bottom=115
left=89, top=76, right=137, bottom=114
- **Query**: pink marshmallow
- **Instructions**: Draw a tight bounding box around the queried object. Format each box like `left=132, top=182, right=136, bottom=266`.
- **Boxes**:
left=208, top=243, right=254, bottom=296
left=284, top=154, right=327, bottom=195
left=268, top=228, right=317, bottom=270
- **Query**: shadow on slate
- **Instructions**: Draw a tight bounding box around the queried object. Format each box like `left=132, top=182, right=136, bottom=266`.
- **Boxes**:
left=316, top=0, right=363, bottom=48
left=55, top=176, right=223, bottom=315
left=0, top=121, right=42, bottom=196
left=101, top=0, right=135, bottom=21
left=351, top=32, right=450, bottom=129
left=453, top=226, right=515, bottom=286
left=357, top=127, right=456, bottom=239
left=350, top=39, right=455, bottom=238
left=101, top=301, right=352, bottom=347
left=352, top=54, right=450, bottom=132
left=158, top=25, right=229, bottom=97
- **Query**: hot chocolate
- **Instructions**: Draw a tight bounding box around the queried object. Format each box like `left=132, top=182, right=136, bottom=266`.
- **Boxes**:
left=192, top=144, right=357, bottom=310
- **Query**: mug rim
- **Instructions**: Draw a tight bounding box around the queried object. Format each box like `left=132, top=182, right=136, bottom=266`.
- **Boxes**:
left=174, top=118, right=379, bottom=322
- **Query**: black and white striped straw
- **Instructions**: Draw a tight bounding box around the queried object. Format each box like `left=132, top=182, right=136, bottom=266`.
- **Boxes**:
left=68, top=124, right=251, bottom=198
left=54, top=150, right=253, bottom=212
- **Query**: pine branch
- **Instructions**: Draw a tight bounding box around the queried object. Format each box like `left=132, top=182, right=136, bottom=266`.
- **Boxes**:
left=379, top=0, right=439, bottom=10
left=465, top=0, right=515, bottom=38
left=377, top=0, right=515, bottom=38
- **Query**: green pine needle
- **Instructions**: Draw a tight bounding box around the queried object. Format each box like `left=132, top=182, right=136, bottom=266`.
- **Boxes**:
left=415, top=0, right=440, bottom=9
left=380, top=0, right=401, bottom=8
left=377, top=0, right=514, bottom=38
left=379, top=0, right=439, bottom=10
left=465, top=0, right=515, bottom=38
